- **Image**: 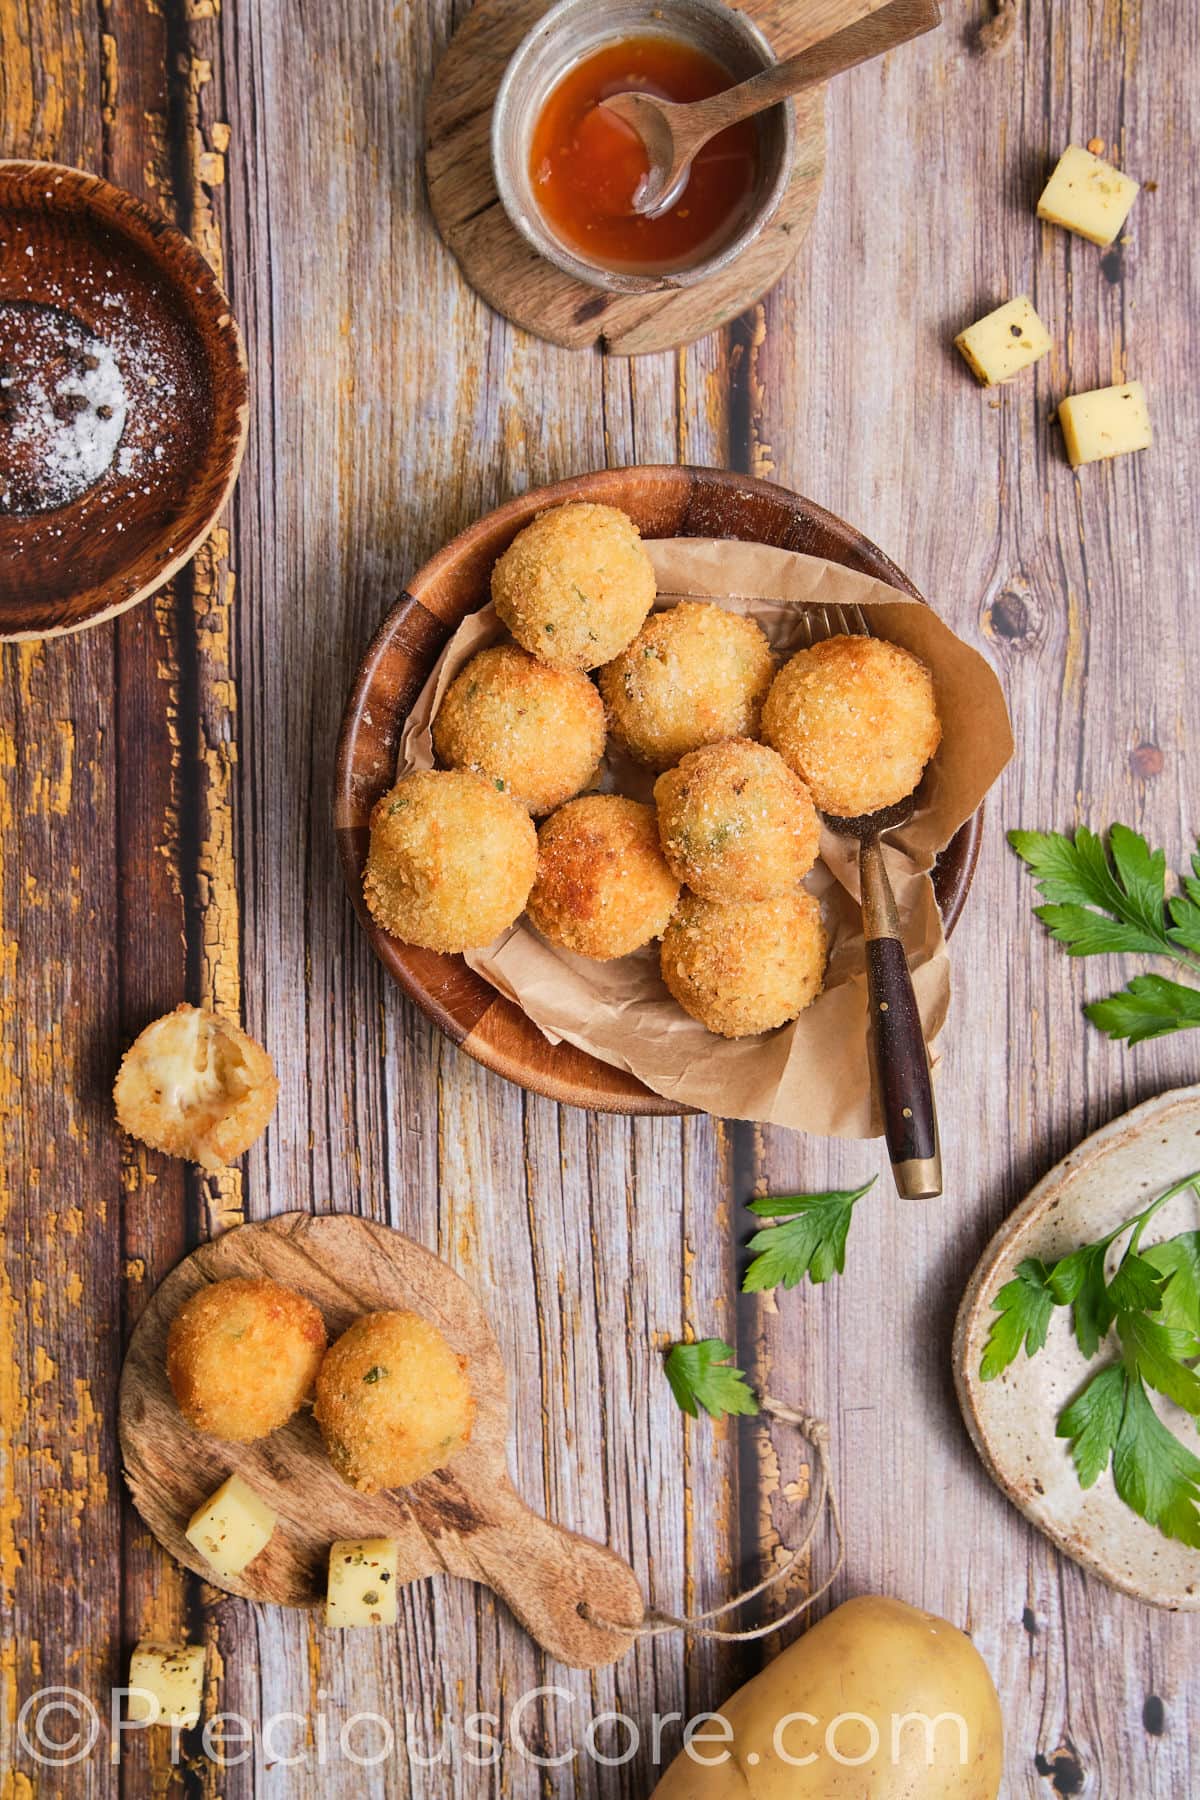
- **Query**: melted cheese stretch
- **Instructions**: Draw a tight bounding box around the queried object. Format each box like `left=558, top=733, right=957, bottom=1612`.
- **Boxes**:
left=141, top=1009, right=249, bottom=1115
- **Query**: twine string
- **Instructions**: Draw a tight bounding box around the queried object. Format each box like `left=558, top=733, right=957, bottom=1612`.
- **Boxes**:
left=584, top=1398, right=843, bottom=1644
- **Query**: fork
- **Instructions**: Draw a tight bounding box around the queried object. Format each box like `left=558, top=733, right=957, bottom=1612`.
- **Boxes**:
left=795, top=603, right=942, bottom=1200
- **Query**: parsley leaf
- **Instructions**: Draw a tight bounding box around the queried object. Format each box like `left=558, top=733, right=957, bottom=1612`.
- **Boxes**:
left=1086, top=975, right=1200, bottom=1044
left=980, top=1258, right=1055, bottom=1379
left=1112, top=1373, right=1200, bottom=1549
left=742, top=1179, right=876, bottom=1293
left=1047, top=1241, right=1115, bottom=1358
left=1057, top=1362, right=1125, bottom=1488
left=664, top=1339, right=758, bottom=1421
left=1118, top=1312, right=1200, bottom=1413
left=1143, top=1233, right=1200, bottom=1336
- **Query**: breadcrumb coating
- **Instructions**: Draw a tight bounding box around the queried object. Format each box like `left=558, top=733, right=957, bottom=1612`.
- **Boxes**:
left=432, top=643, right=605, bottom=815
left=113, top=1004, right=278, bottom=1172
left=654, top=739, right=820, bottom=902
left=527, top=794, right=680, bottom=961
left=600, top=601, right=775, bottom=769
left=660, top=890, right=828, bottom=1038
left=167, top=1278, right=327, bottom=1443
left=315, top=1310, right=475, bottom=1495
left=364, top=769, right=537, bottom=952
left=491, top=502, right=656, bottom=671
left=761, top=633, right=941, bottom=818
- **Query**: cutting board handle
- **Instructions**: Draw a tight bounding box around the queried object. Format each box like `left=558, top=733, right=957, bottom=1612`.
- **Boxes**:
left=461, top=1476, right=645, bottom=1668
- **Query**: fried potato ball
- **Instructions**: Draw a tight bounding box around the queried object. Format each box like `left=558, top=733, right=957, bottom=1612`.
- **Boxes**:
left=114, top=1005, right=278, bottom=1172
left=491, top=502, right=656, bottom=671
left=654, top=739, right=820, bottom=903
left=431, top=643, right=606, bottom=815
left=660, top=890, right=828, bottom=1038
left=599, top=601, right=775, bottom=769
left=526, top=795, right=680, bottom=961
left=363, top=769, right=537, bottom=953
left=761, top=633, right=941, bottom=818
left=314, top=1310, right=475, bottom=1495
left=167, top=1278, right=327, bottom=1443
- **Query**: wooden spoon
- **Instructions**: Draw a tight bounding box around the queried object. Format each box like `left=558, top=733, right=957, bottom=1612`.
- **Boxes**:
left=603, top=0, right=942, bottom=218
left=119, top=1212, right=645, bottom=1668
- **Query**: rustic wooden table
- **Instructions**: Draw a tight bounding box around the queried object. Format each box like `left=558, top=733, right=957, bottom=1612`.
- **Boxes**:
left=2, top=1, right=1198, bottom=1794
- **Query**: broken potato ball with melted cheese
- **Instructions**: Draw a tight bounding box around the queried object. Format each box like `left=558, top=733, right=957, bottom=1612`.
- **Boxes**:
left=600, top=600, right=775, bottom=770
left=114, top=1004, right=278, bottom=1171
left=762, top=634, right=941, bottom=818
left=432, top=643, right=606, bottom=815
left=314, top=1309, right=475, bottom=1495
left=363, top=769, right=537, bottom=953
left=167, top=1277, right=327, bottom=1443
left=654, top=739, right=820, bottom=903
left=491, top=502, right=656, bottom=671
left=527, top=794, right=680, bottom=961
left=660, top=890, right=828, bottom=1039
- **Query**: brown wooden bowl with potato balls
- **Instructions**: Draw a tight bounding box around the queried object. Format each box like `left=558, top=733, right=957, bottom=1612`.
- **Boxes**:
left=335, top=467, right=982, bottom=1116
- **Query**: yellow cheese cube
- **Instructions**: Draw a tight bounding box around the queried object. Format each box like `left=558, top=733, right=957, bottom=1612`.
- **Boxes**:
left=325, top=1537, right=399, bottom=1628
left=1058, top=381, right=1151, bottom=468
left=955, top=296, right=1052, bottom=386
left=1037, top=145, right=1140, bottom=246
left=127, top=1641, right=206, bottom=1728
left=185, top=1472, right=277, bottom=1580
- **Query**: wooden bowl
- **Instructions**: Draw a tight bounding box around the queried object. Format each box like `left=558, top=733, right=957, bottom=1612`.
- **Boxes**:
left=0, top=161, right=248, bottom=639
left=335, top=467, right=983, bottom=1115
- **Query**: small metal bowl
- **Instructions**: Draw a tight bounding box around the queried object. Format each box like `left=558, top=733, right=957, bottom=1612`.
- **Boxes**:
left=492, top=0, right=796, bottom=295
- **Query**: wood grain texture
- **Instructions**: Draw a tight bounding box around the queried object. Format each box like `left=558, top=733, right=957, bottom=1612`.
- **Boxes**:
left=2, top=0, right=1199, bottom=1796
left=335, top=463, right=982, bottom=1117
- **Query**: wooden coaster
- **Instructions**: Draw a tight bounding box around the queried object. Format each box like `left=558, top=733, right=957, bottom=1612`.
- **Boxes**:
left=118, top=1213, right=645, bottom=1668
left=425, top=0, right=829, bottom=355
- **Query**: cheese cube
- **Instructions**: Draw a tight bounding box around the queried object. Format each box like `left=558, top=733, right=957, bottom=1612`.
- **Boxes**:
left=955, top=296, right=1052, bottom=386
left=127, top=1641, right=206, bottom=1728
left=325, top=1537, right=399, bottom=1628
left=185, top=1472, right=277, bottom=1580
left=1037, top=145, right=1140, bottom=246
left=1058, top=381, right=1151, bottom=468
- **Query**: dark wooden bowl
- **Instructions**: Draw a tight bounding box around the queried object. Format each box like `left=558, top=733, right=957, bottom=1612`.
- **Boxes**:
left=335, top=467, right=983, bottom=1116
left=0, top=161, right=248, bottom=639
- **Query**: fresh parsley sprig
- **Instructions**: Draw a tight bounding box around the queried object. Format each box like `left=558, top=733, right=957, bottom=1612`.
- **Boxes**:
left=664, top=1339, right=758, bottom=1421
left=1009, top=825, right=1200, bottom=1041
left=981, top=1171, right=1200, bottom=1548
left=742, top=1179, right=877, bottom=1293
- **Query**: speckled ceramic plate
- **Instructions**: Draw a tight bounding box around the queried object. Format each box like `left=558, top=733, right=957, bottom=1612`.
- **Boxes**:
left=954, top=1086, right=1200, bottom=1610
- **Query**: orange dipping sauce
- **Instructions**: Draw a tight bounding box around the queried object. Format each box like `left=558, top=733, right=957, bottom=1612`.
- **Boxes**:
left=529, top=36, right=760, bottom=276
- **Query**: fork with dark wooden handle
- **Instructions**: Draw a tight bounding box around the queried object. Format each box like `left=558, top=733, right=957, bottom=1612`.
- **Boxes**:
left=801, top=604, right=942, bottom=1200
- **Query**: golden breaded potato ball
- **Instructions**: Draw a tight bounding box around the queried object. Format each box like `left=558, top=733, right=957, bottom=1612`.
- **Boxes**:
left=167, top=1278, right=327, bottom=1443
left=599, top=601, right=775, bottom=769
left=491, top=502, right=656, bottom=671
left=314, top=1310, right=475, bottom=1495
left=761, top=633, right=941, bottom=818
left=432, top=643, right=606, bottom=815
left=654, top=739, right=820, bottom=902
left=363, top=769, right=537, bottom=953
left=527, top=794, right=680, bottom=961
left=660, top=890, right=827, bottom=1038
left=114, top=1005, right=278, bottom=1172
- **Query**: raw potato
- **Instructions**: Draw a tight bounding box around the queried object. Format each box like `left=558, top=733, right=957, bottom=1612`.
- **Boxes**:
left=114, top=1004, right=278, bottom=1172
left=652, top=1595, right=1003, bottom=1798
left=491, top=501, right=656, bottom=671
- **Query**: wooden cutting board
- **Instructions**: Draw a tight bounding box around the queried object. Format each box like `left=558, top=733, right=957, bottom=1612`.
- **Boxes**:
left=119, top=1213, right=645, bottom=1668
left=426, top=0, right=924, bottom=355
